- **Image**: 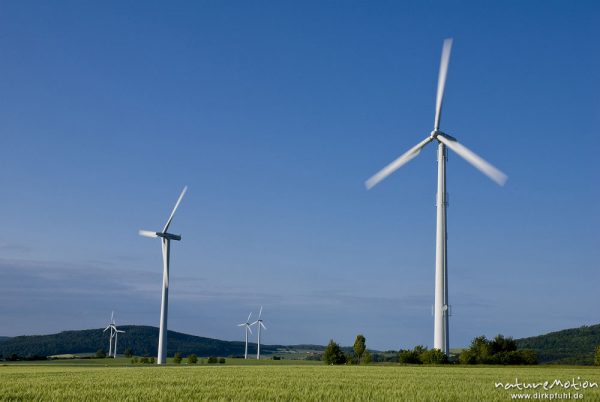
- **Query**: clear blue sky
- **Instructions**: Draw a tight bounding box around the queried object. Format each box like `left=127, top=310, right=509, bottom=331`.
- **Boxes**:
left=0, top=1, right=598, bottom=350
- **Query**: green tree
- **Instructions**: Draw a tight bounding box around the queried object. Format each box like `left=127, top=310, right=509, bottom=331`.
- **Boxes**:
left=363, top=350, right=372, bottom=364
left=173, top=352, right=182, bottom=364
left=124, top=347, right=133, bottom=358
left=353, top=334, right=366, bottom=364
left=96, top=349, right=106, bottom=358
left=187, top=354, right=198, bottom=364
left=322, top=340, right=346, bottom=365
left=207, top=356, right=218, bottom=364
left=595, top=346, right=600, bottom=366
left=219, top=357, right=226, bottom=364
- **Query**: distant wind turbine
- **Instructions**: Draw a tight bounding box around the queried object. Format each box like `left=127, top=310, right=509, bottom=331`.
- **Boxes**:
left=251, top=306, right=267, bottom=359
left=365, top=39, right=507, bottom=355
left=139, top=186, right=188, bottom=365
left=112, top=326, right=125, bottom=359
left=103, top=311, right=125, bottom=358
left=237, top=312, right=255, bottom=359
left=103, top=311, right=115, bottom=357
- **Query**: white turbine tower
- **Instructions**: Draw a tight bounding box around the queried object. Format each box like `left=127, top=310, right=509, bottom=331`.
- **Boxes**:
left=251, top=306, right=267, bottom=360
left=365, top=39, right=507, bottom=355
left=103, top=311, right=115, bottom=357
left=237, top=312, right=255, bottom=359
left=139, top=186, right=188, bottom=365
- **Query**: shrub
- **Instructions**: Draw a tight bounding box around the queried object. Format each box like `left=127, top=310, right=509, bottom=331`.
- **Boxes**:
left=207, top=356, right=218, bottom=364
left=96, top=349, right=106, bottom=358
left=173, top=353, right=182, bottom=364
left=399, top=349, right=421, bottom=364
left=219, top=357, right=226, bottom=364
left=188, top=354, right=198, bottom=364
left=420, top=348, right=448, bottom=364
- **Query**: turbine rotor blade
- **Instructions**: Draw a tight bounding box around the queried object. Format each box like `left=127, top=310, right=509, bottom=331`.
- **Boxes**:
left=103, top=325, right=110, bottom=332
left=237, top=323, right=245, bottom=327
left=247, top=312, right=252, bottom=323
left=437, top=134, right=508, bottom=186
left=247, top=325, right=253, bottom=335
left=258, top=306, right=262, bottom=319
left=250, top=320, right=258, bottom=326
left=139, top=230, right=158, bottom=238
left=163, top=186, right=188, bottom=233
left=434, top=38, right=453, bottom=131
left=365, top=136, right=433, bottom=189
left=260, top=322, right=267, bottom=330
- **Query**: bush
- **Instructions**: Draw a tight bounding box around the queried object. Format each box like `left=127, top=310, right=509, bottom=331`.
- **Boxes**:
left=322, top=340, right=346, bottom=365
left=272, top=356, right=281, bottom=360
left=173, top=353, right=182, bottom=364
left=188, top=354, right=198, bottom=364
left=219, top=357, right=226, bottom=364
left=149, top=357, right=155, bottom=364
left=459, top=335, right=537, bottom=365
left=363, top=351, right=372, bottom=364
left=124, top=348, right=133, bottom=358
left=459, top=350, right=476, bottom=365
left=207, top=356, right=218, bottom=364
left=595, top=346, right=600, bottom=366
left=399, top=349, right=421, bottom=364
left=140, top=356, right=149, bottom=364
left=420, top=348, right=448, bottom=364
left=96, top=349, right=106, bottom=358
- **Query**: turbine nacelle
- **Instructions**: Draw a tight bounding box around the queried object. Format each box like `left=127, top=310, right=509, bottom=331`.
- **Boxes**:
left=430, top=130, right=457, bottom=142
left=139, top=230, right=182, bottom=241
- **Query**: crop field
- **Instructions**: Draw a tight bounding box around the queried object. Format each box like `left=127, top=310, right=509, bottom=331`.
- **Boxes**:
left=1, top=364, right=599, bottom=401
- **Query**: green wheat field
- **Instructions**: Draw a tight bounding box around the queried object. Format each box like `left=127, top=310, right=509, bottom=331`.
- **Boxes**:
left=1, top=362, right=599, bottom=401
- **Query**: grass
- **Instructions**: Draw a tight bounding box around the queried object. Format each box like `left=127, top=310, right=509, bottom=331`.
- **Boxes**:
left=1, top=363, right=599, bottom=401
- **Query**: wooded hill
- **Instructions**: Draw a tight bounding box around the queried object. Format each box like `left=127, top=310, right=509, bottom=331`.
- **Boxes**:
left=0, top=326, right=287, bottom=358
left=515, top=324, right=600, bottom=365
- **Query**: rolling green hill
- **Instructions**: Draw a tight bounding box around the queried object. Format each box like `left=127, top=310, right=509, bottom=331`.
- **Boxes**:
left=0, top=336, right=11, bottom=343
left=0, top=326, right=285, bottom=358
left=515, top=324, right=600, bottom=365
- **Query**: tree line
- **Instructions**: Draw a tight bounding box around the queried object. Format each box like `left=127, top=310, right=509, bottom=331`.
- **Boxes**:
left=320, top=334, right=540, bottom=365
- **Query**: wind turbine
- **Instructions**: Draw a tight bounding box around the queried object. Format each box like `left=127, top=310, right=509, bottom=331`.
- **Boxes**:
left=103, top=311, right=115, bottom=357
left=139, top=186, right=188, bottom=365
left=251, top=306, right=267, bottom=359
left=365, top=39, right=507, bottom=355
left=237, top=312, right=255, bottom=359
left=112, top=323, right=125, bottom=359
left=102, top=311, right=125, bottom=358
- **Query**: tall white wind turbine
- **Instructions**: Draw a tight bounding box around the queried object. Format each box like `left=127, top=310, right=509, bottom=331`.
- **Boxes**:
left=251, top=306, right=267, bottom=359
left=237, top=312, right=255, bottom=359
left=103, top=311, right=115, bottom=357
left=365, top=39, right=507, bottom=355
left=139, top=186, right=188, bottom=365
